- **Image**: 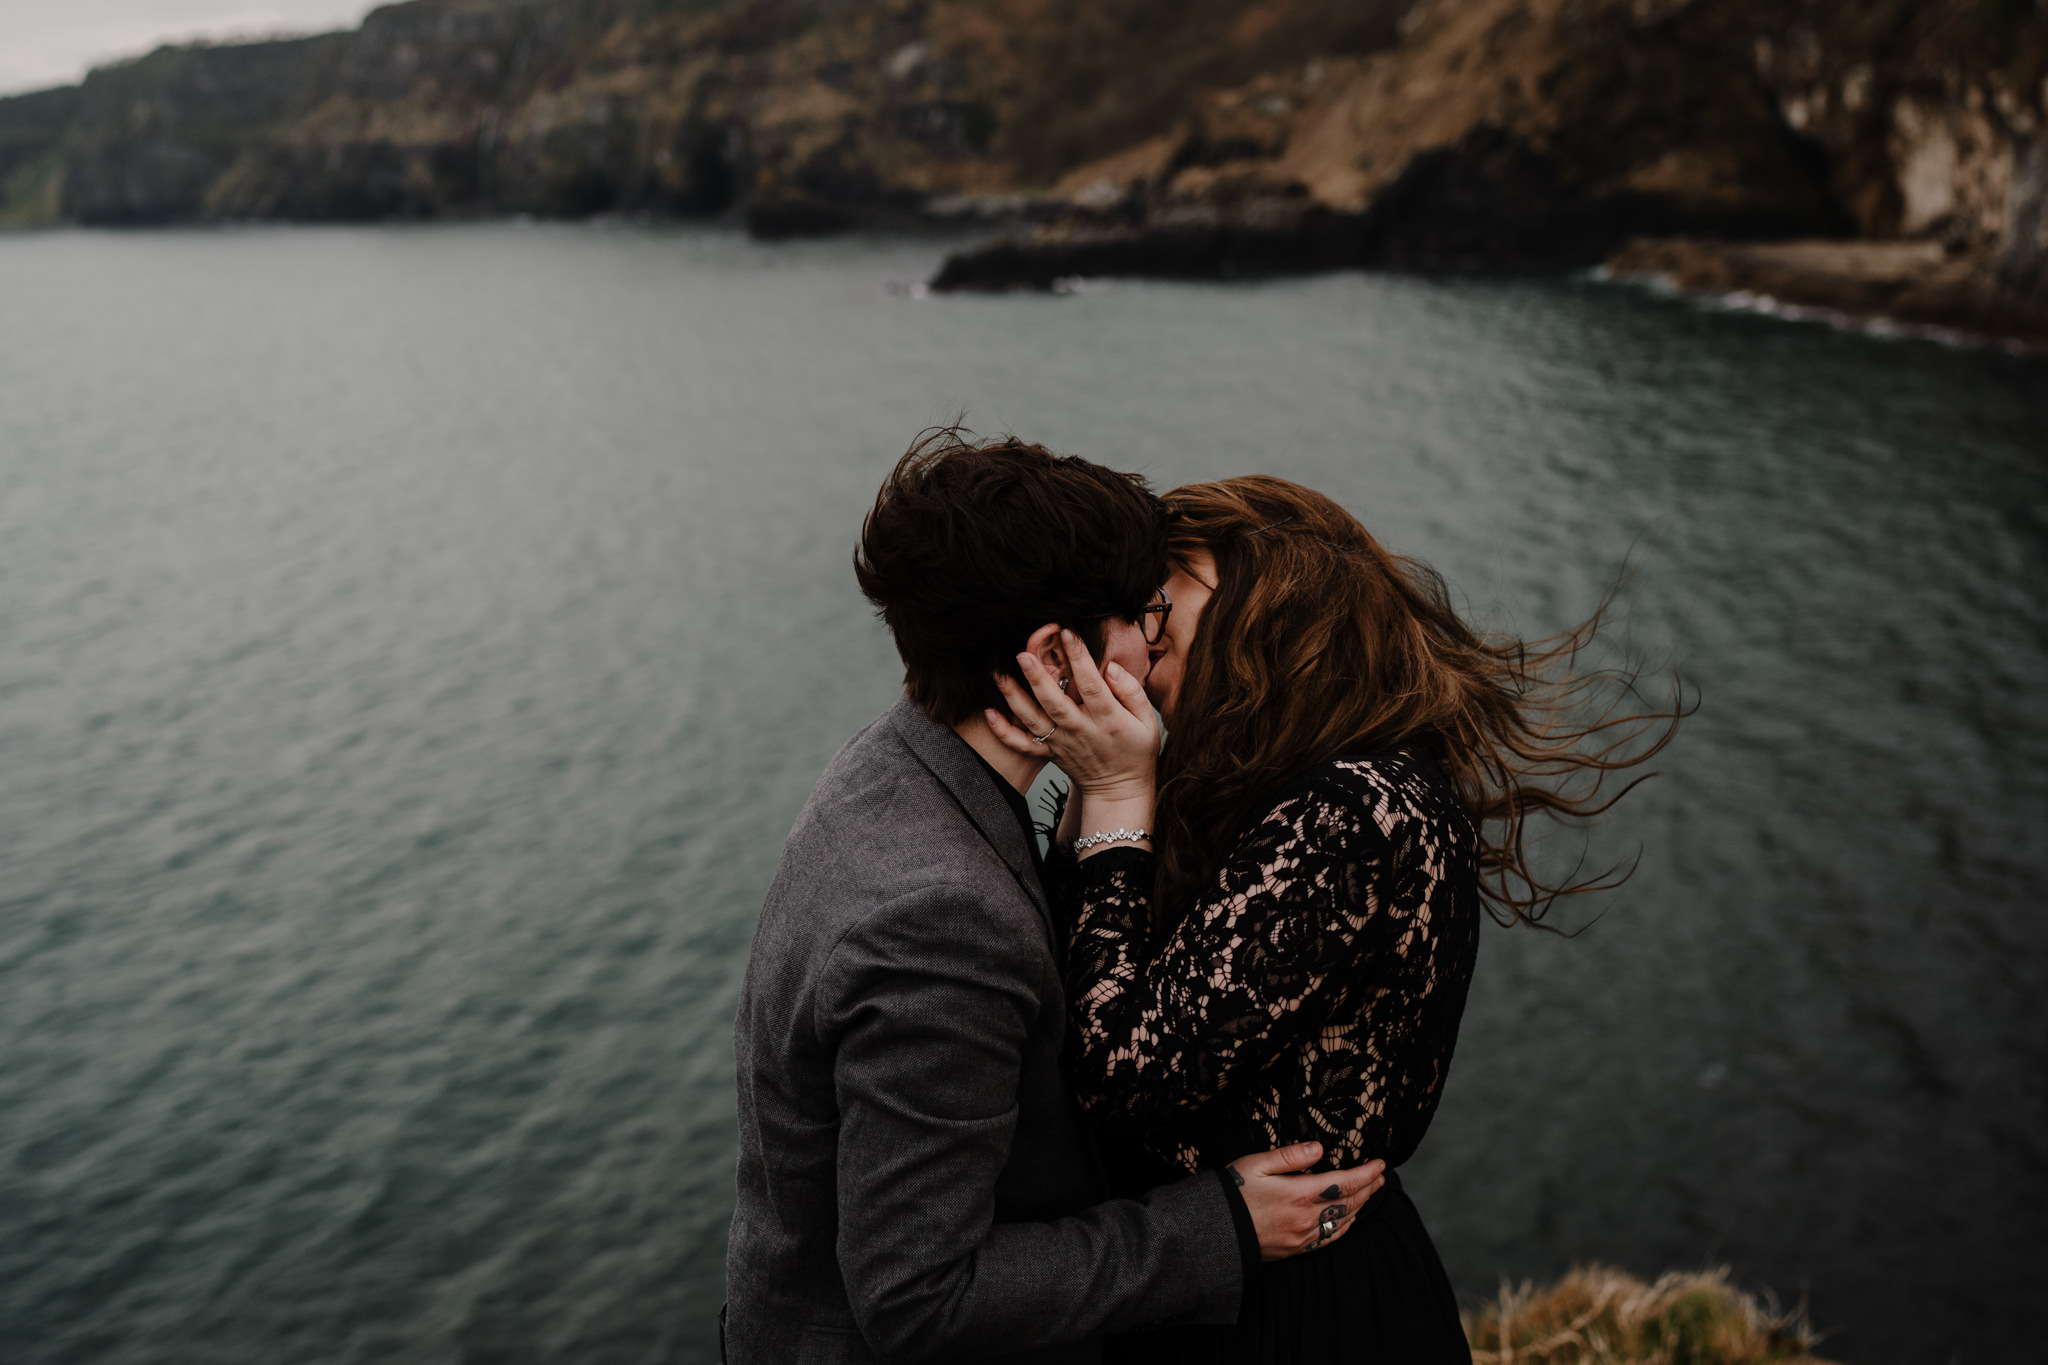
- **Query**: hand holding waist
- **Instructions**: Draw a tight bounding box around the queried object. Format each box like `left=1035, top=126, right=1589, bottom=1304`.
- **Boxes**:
left=1230, top=1142, right=1386, bottom=1260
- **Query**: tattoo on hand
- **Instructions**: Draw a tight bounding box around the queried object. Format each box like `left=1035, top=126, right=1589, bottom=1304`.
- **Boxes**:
left=1320, top=1184, right=1342, bottom=1201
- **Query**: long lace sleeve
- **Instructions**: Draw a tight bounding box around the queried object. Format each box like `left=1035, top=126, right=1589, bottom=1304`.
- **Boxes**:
left=1060, top=750, right=1479, bottom=1175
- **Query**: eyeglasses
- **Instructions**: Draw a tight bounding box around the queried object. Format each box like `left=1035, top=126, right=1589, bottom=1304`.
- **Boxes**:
left=1089, top=586, right=1172, bottom=646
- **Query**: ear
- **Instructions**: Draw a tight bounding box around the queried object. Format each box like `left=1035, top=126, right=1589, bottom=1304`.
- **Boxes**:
left=1022, top=622, right=1067, bottom=683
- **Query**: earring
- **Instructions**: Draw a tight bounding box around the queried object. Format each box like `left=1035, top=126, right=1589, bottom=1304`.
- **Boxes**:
left=1059, top=676, right=1071, bottom=693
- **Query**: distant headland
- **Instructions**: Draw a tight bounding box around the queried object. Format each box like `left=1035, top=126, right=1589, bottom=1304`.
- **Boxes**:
left=2, top=0, right=2042, bottom=344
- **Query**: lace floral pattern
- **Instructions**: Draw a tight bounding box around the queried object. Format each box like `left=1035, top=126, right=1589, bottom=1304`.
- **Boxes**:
left=1051, top=746, right=1481, bottom=1175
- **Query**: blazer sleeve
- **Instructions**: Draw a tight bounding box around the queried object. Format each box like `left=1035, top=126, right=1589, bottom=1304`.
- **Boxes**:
left=815, top=882, right=1244, bottom=1361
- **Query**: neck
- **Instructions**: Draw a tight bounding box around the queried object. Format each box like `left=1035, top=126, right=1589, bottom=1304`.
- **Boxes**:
left=952, top=715, right=1046, bottom=795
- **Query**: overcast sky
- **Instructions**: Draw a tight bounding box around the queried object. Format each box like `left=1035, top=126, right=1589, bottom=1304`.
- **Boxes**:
left=2, top=1, right=376, bottom=95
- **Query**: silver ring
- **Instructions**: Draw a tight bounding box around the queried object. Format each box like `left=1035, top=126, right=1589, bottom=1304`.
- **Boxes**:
left=1030, top=725, right=1056, bottom=744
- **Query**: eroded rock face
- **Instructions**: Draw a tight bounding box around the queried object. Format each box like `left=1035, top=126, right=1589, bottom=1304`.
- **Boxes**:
left=0, top=0, right=1408, bottom=229
left=2, top=0, right=2042, bottom=337
left=56, top=36, right=348, bottom=224
left=1646, top=4, right=2048, bottom=339
left=933, top=0, right=2048, bottom=322
left=937, top=0, right=1852, bottom=286
left=0, top=85, right=82, bottom=220
left=191, top=0, right=703, bottom=222
left=2001, top=138, right=2048, bottom=316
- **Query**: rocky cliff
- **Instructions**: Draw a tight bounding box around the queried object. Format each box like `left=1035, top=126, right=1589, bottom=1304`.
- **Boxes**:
left=0, top=0, right=1406, bottom=230
left=0, top=84, right=83, bottom=223
left=926, top=0, right=2048, bottom=341
left=3, top=0, right=2043, bottom=338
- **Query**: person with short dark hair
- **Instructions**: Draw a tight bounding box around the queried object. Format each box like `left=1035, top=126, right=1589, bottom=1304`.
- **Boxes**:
left=724, top=432, right=1385, bottom=1365
left=852, top=428, right=1169, bottom=728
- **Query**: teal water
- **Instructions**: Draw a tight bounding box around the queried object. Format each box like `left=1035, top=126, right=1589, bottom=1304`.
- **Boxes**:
left=0, top=225, right=2042, bottom=1365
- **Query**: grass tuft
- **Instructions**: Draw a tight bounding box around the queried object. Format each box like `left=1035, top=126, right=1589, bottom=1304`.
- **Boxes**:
left=1464, top=1265, right=1836, bottom=1365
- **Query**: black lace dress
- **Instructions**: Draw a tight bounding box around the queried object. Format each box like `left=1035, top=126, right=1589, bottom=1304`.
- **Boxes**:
left=1046, top=743, right=1481, bottom=1364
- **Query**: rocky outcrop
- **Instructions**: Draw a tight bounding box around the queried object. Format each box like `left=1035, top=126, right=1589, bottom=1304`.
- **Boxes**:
left=929, top=0, right=2048, bottom=343
left=930, top=201, right=1364, bottom=291
left=1607, top=238, right=2045, bottom=349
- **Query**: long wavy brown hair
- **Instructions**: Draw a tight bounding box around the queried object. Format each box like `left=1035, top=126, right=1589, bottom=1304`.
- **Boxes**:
left=1153, top=476, right=1688, bottom=929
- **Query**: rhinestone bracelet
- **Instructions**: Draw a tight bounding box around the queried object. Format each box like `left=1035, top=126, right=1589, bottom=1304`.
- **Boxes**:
left=1071, top=827, right=1151, bottom=853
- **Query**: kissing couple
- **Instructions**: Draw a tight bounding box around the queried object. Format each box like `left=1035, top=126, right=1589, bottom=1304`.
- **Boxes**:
left=725, top=429, right=1676, bottom=1364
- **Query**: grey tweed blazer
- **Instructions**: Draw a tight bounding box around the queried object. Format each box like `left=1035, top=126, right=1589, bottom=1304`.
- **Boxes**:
left=725, top=696, right=1244, bottom=1364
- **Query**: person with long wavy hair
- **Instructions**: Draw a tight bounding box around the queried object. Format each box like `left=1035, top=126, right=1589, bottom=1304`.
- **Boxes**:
left=987, top=475, right=1684, bottom=1365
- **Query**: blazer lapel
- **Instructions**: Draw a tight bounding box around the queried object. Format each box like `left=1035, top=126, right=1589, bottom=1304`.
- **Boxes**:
left=884, top=696, right=1053, bottom=928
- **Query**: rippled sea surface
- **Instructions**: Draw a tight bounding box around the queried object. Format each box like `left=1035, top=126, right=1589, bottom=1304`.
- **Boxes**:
left=1, top=225, right=2043, bottom=1365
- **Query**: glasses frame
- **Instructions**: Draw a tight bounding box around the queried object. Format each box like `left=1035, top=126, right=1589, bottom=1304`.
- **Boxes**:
left=1087, top=586, right=1172, bottom=646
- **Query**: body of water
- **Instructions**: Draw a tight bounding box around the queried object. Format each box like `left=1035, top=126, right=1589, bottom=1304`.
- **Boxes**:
left=1, top=225, right=2043, bottom=1364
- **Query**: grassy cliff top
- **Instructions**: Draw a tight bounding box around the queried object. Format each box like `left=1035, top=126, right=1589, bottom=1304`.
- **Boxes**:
left=1466, top=1266, right=1838, bottom=1365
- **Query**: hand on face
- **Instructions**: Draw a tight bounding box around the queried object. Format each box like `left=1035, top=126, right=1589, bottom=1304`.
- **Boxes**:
left=985, top=626, right=1158, bottom=804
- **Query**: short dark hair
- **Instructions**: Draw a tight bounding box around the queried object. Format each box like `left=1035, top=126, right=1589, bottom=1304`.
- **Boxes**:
left=855, top=427, right=1168, bottom=727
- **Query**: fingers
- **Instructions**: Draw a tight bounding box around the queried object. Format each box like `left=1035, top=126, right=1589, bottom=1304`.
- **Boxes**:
left=1277, top=1158, right=1383, bottom=1208
left=1298, top=1193, right=1369, bottom=1254
left=1102, top=659, right=1151, bottom=723
left=1340, top=1159, right=1387, bottom=1201
left=1307, top=1210, right=1357, bottom=1253
left=1275, top=1201, right=1362, bottom=1258
left=1014, top=648, right=1079, bottom=722
left=982, top=705, right=1045, bottom=757
left=1060, top=629, right=1112, bottom=710
left=1233, top=1142, right=1322, bottom=1180
left=991, top=669, right=1057, bottom=737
